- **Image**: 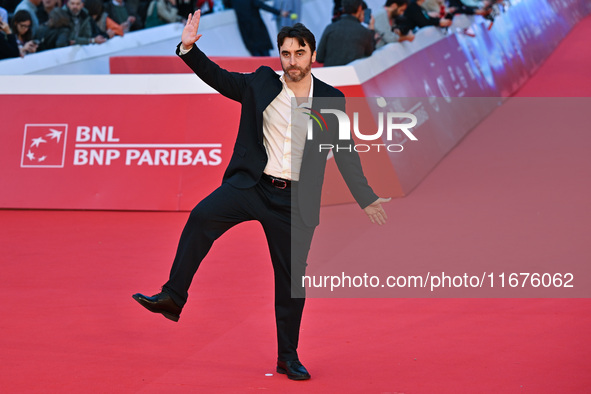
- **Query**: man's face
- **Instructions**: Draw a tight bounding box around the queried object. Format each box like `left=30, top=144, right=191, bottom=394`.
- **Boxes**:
left=68, top=0, right=83, bottom=15
left=279, top=38, right=316, bottom=83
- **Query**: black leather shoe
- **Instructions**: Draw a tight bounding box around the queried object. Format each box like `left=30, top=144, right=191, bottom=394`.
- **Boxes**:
left=276, top=360, right=311, bottom=380
left=132, top=292, right=181, bottom=322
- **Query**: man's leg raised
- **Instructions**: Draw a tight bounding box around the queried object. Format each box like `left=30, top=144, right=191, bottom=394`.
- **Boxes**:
left=133, top=183, right=254, bottom=321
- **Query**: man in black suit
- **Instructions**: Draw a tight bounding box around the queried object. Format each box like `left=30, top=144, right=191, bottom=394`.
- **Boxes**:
left=133, top=10, right=390, bottom=381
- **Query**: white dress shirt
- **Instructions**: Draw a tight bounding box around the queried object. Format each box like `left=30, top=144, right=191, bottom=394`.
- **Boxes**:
left=262, top=74, right=313, bottom=181
left=179, top=45, right=312, bottom=181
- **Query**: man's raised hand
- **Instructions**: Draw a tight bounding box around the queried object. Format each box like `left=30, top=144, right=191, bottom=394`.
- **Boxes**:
left=181, top=10, right=203, bottom=51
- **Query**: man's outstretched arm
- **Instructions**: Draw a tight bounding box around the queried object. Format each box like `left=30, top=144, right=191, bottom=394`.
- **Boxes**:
left=327, top=95, right=391, bottom=226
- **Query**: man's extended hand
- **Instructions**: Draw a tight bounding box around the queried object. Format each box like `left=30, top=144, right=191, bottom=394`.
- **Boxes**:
left=364, top=197, right=391, bottom=225
left=181, top=10, right=203, bottom=51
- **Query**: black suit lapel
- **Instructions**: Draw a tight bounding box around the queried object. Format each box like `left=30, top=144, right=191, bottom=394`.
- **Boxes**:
left=256, top=73, right=283, bottom=141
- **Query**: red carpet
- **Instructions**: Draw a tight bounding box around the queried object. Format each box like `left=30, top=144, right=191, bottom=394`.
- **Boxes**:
left=514, top=15, right=591, bottom=97
left=2, top=16, right=591, bottom=393
left=1, top=210, right=589, bottom=392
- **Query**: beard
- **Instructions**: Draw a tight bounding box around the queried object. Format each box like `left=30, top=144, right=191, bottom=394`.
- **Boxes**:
left=283, top=61, right=312, bottom=83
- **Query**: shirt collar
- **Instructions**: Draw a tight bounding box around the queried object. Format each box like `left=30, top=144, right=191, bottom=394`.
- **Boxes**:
left=279, top=73, right=314, bottom=104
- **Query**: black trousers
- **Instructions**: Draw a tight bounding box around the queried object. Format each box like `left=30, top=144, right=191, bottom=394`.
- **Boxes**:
left=162, top=178, right=316, bottom=361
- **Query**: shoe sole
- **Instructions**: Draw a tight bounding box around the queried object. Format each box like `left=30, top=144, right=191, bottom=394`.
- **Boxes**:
left=276, top=366, right=310, bottom=380
left=132, top=295, right=180, bottom=322
left=160, top=311, right=180, bottom=322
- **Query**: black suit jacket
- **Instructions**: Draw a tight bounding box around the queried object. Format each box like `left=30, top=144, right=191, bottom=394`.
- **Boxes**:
left=178, top=44, right=378, bottom=227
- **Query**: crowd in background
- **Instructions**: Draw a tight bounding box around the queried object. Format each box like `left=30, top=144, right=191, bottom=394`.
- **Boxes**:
left=317, top=0, right=505, bottom=66
left=0, top=0, right=230, bottom=59
left=0, top=0, right=505, bottom=62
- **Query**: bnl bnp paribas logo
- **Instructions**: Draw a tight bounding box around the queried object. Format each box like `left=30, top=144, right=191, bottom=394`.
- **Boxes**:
left=303, top=102, right=418, bottom=153
left=20, top=124, right=222, bottom=168
left=20, top=124, right=68, bottom=168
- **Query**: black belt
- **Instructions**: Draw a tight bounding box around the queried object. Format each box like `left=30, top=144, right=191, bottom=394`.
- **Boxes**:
left=262, top=173, right=293, bottom=189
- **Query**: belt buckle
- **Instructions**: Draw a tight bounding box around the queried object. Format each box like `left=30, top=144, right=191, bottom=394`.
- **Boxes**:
left=272, top=178, right=287, bottom=189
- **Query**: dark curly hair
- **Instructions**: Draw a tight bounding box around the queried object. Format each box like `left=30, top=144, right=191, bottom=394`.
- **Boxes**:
left=277, top=23, right=316, bottom=54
